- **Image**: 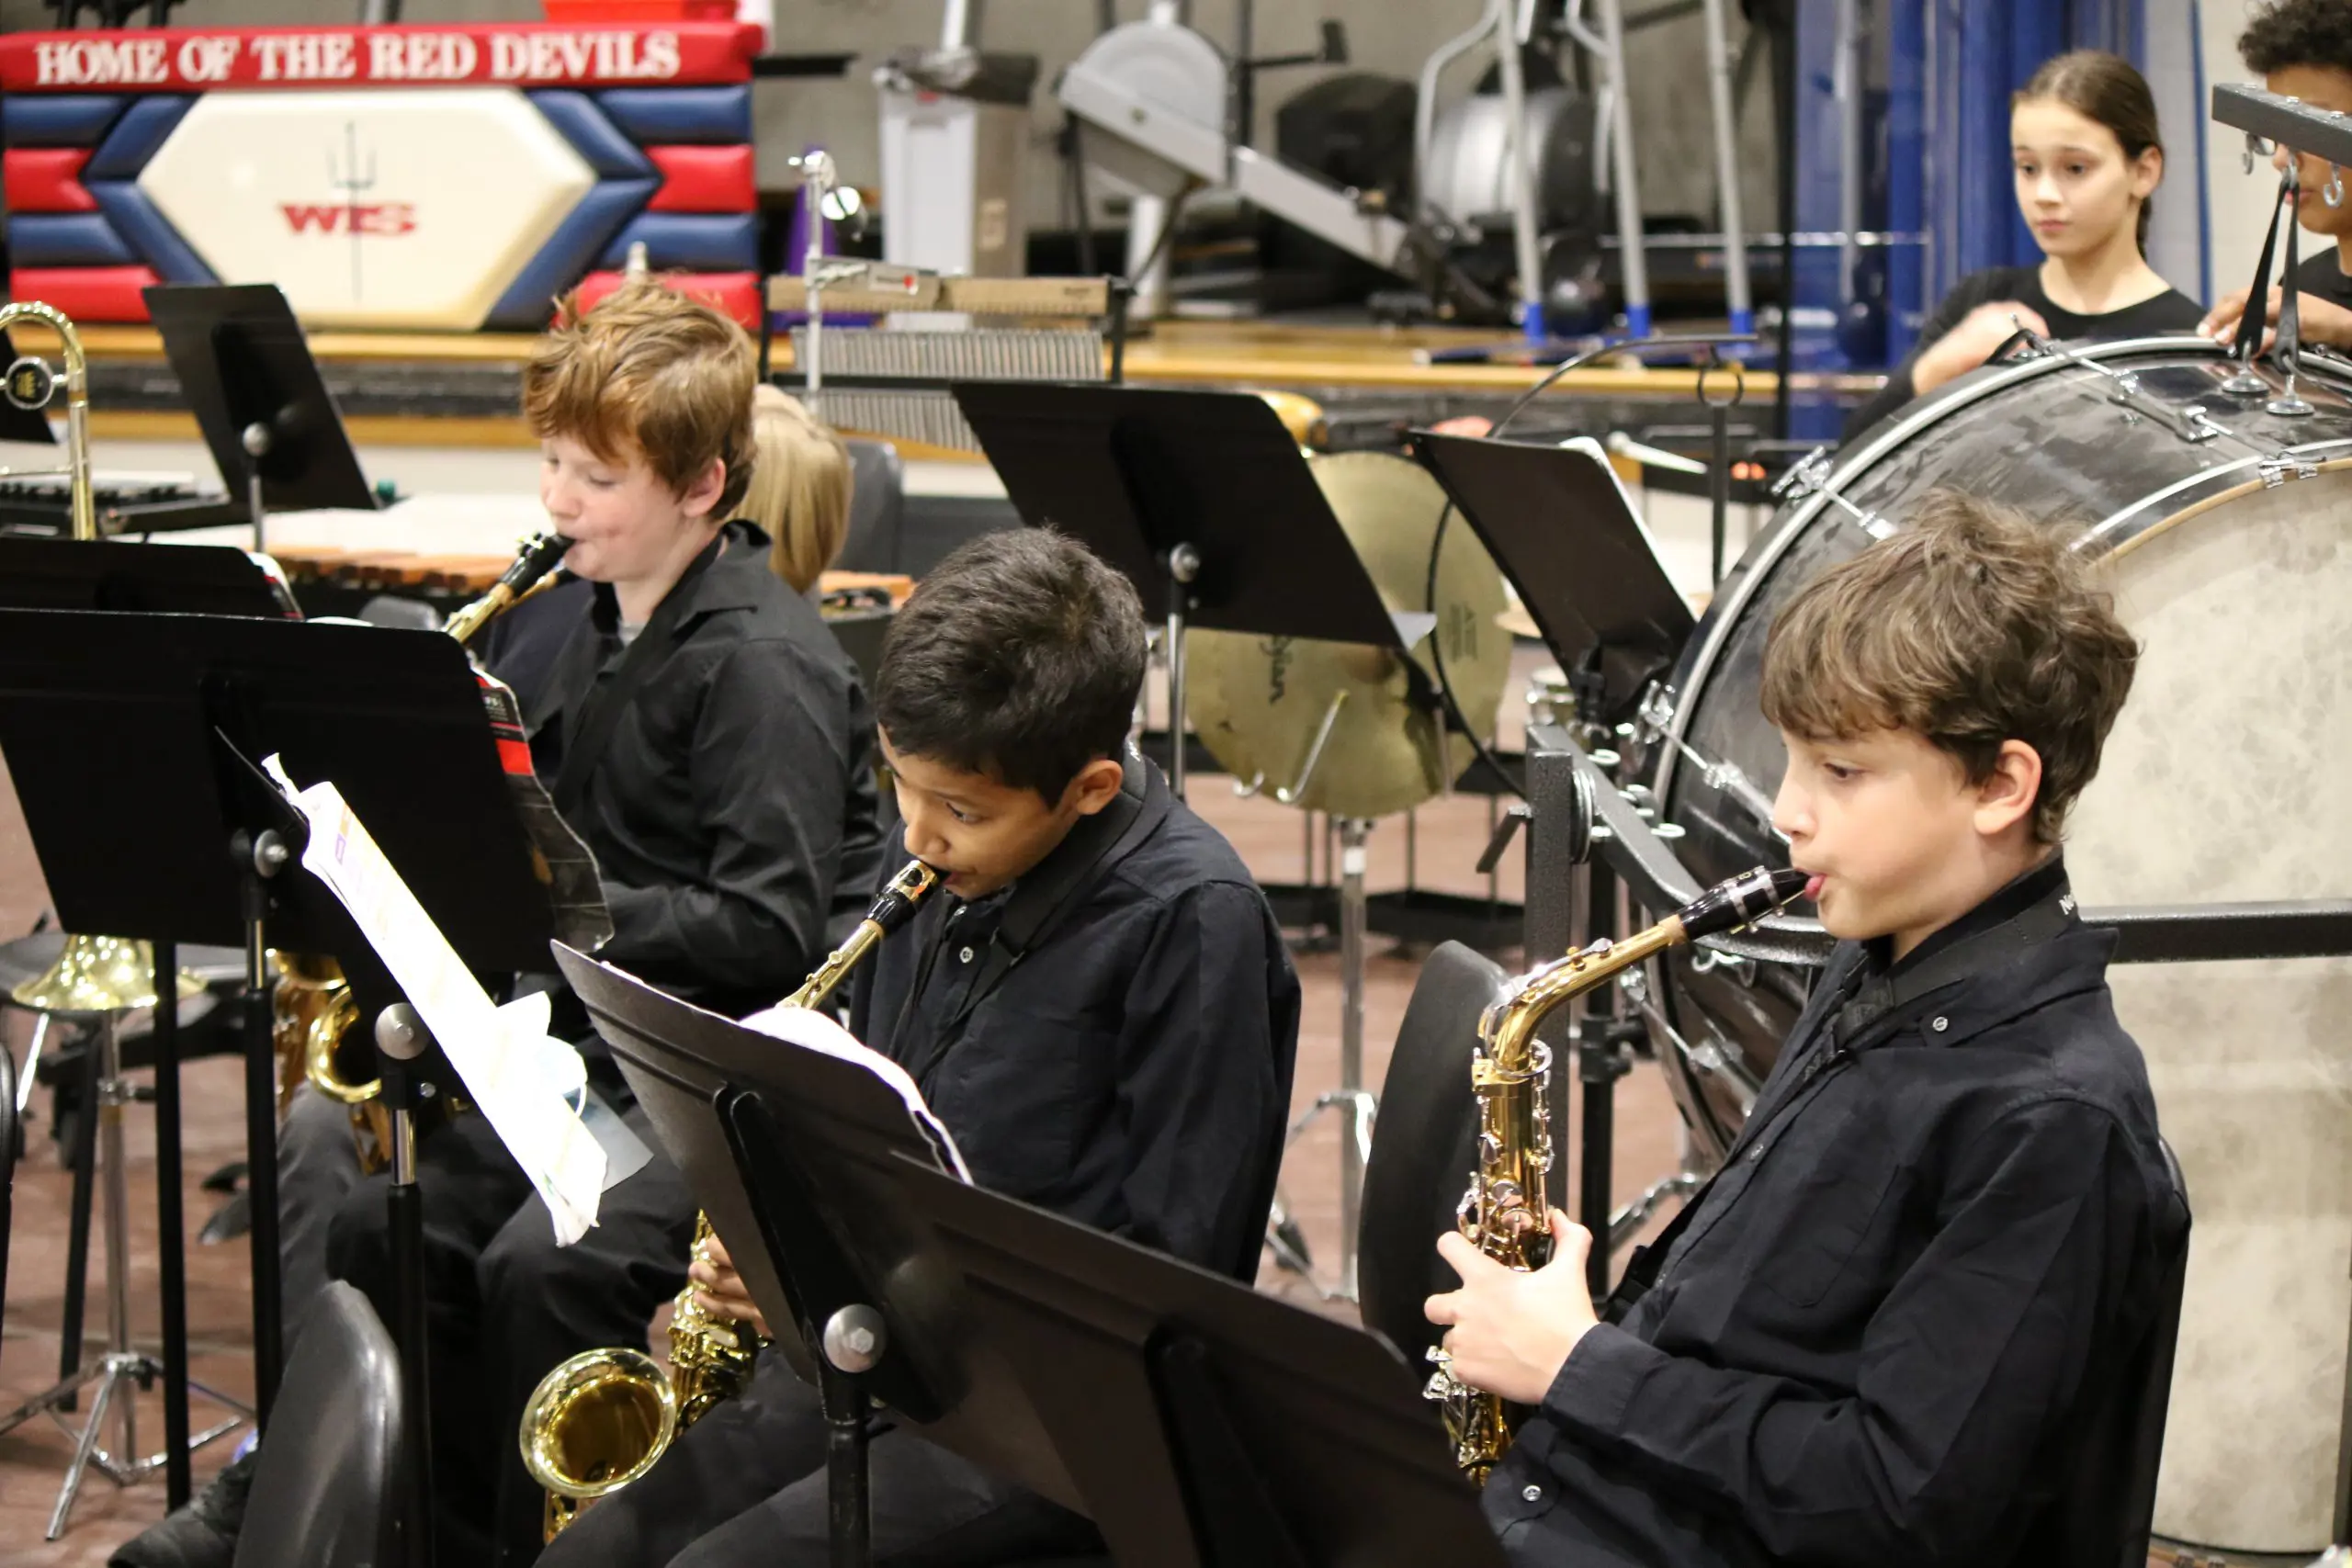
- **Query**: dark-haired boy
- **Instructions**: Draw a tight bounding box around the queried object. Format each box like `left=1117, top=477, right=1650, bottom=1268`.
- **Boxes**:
left=540, top=527, right=1302, bottom=1568
left=1429, top=492, right=2182, bottom=1565
left=2200, top=0, right=2352, bottom=347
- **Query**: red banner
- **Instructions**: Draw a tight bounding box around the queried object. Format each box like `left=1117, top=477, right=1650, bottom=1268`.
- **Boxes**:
left=0, top=22, right=760, bottom=93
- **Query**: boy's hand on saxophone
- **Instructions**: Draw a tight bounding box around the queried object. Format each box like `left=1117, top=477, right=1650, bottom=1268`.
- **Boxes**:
left=688, top=1232, right=773, bottom=1338
left=1426, top=1210, right=1600, bottom=1405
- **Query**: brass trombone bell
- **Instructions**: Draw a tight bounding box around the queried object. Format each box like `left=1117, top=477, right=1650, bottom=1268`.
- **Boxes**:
left=0, top=298, right=95, bottom=543
left=11, top=934, right=205, bottom=1014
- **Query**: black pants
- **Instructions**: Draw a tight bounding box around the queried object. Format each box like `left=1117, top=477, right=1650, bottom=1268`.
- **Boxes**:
left=323, top=1104, right=697, bottom=1567
left=538, top=1348, right=1102, bottom=1568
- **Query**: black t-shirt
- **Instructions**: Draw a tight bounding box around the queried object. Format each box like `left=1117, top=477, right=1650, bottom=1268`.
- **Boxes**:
left=2294, top=247, right=2352, bottom=310
left=1843, top=264, right=2205, bottom=443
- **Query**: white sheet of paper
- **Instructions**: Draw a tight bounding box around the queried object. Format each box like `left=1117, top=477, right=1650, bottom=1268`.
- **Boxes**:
left=738, top=1001, right=971, bottom=1182
left=262, top=756, right=609, bottom=1244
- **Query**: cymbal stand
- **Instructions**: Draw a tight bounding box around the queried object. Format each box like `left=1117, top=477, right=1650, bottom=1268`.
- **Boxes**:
left=1280, top=812, right=1377, bottom=1302
left=0, top=1007, right=249, bottom=1540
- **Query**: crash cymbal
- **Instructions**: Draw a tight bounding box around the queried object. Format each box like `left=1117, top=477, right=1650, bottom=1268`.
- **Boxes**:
left=1185, top=452, right=1510, bottom=819
left=11, top=932, right=205, bottom=1014
left=1496, top=602, right=1542, bottom=640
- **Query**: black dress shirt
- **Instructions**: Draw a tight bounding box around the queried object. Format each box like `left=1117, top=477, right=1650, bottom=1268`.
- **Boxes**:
left=1843, top=265, right=2204, bottom=442
left=481, top=521, right=885, bottom=1023
left=1487, top=857, right=2180, bottom=1565
left=849, top=749, right=1301, bottom=1280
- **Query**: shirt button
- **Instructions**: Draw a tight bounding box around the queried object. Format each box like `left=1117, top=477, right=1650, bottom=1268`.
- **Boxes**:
left=959, top=946, right=975, bottom=964
left=1930, top=1016, right=1949, bottom=1032
left=1521, top=1484, right=1543, bottom=1502
left=1747, top=1143, right=1764, bottom=1162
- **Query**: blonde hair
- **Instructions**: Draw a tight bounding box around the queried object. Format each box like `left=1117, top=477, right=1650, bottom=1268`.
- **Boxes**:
left=744, top=384, right=853, bottom=592
left=522, top=278, right=756, bottom=520
left=1759, top=491, right=2139, bottom=843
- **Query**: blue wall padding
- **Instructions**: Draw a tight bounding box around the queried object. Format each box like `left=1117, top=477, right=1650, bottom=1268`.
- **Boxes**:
left=527, top=91, right=654, bottom=179
left=3, top=96, right=126, bottom=149
left=482, top=177, right=658, bottom=330
left=7, top=212, right=137, bottom=266
left=596, top=212, right=757, bottom=272
left=592, top=86, right=751, bottom=146
left=83, top=96, right=194, bottom=180
left=85, top=183, right=217, bottom=282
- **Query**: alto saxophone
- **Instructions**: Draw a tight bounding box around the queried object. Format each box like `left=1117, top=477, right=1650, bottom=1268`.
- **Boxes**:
left=1428, top=865, right=1810, bottom=1483
left=521, top=857, right=941, bottom=1540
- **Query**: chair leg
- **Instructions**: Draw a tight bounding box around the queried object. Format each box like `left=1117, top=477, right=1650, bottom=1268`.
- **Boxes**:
left=56, top=1027, right=98, bottom=1403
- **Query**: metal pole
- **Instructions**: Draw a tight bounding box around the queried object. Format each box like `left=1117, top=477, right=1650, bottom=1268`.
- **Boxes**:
left=240, top=424, right=270, bottom=556
left=1834, top=0, right=1863, bottom=319
left=1494, top=0, right=1547, bottom=342
left=376, top=1007, right=435, bottom=1568
left=97, top=1014, right=133, bottom=1468
left=1336, top=817, right=1372, bottom=1299
left=1701, top=0, right=1754, bottom=334
left=239, top=832, right=287, bottom=1427
left=153, top=942, right=193, bottom=1510
left=1165, top=543, right=1198, bottom=800
left=1577, top=863, right=1622, bottom=1298
left=1595, top=0, right=1650, bottom=336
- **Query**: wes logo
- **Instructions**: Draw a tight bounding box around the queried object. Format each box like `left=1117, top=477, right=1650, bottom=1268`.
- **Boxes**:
left=280, top=202, right=419, bottom=236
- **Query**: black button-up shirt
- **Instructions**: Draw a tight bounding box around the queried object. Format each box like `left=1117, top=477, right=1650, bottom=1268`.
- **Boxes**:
left=850, top=755, right=1301, bottom=1280
left=482, top=522, right=884, bottom=1022
left=1487, top=858, right=2178, bottom=1564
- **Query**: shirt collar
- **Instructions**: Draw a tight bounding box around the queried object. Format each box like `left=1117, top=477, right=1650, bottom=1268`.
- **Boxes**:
left=584, top=519, right=771, bottom=634
left=1862, top=851, right=2070, bottom=980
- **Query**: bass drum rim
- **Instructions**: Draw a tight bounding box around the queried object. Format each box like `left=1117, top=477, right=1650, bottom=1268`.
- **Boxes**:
left=1641, top=336, right=2352, bottom=1163
left=1656, top=335, right=2352, bottom=816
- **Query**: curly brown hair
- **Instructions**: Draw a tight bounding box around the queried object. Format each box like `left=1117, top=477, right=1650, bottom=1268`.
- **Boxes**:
left=1759, top=491, right=2140, bottom=843
left=522, top=278, right=756, bottom=521
left=2241, top=0, right=2352, bottom=76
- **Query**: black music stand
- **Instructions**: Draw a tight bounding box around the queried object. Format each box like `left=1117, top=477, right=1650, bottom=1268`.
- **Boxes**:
left=951, top=382, right=1426, bottom=798
left=892, top=1156, right=1509, bottom=1568
left=0, top=608, right=576, bottom=1564
left=1411, top=430, right=1695, bottom=728
left=0, top=536, right=293, bottom=617
left=550, top=946, right=1081, bottom=1560
left=0, top=542, right=285, bottom=1508
left=141, top=284, right=380, bottom=550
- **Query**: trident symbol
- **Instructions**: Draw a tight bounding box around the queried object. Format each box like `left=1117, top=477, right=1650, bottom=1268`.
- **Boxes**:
left=327, top=120, right=378, bottom=302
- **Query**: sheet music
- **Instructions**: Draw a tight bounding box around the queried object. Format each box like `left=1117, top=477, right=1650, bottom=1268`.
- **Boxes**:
left=738, top=1000, right=972, bottom=1182
left=263, top=755, right=610, bottom=1244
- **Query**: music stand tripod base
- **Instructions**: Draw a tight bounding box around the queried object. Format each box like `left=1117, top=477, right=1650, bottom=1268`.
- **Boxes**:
left=0, top=1011, right=250, bottom=1539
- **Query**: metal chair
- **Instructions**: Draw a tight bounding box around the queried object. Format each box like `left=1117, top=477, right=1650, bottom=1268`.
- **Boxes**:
left=231, top=1280, right=404, bottom=1568
left=2033, top=1136, right=2192, bottom=1567
left=1354, top=940, right=1509, bottom=1371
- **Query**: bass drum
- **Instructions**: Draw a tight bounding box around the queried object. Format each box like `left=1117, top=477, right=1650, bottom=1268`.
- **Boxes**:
left=1635, top=338, right=2352, bottom=1555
